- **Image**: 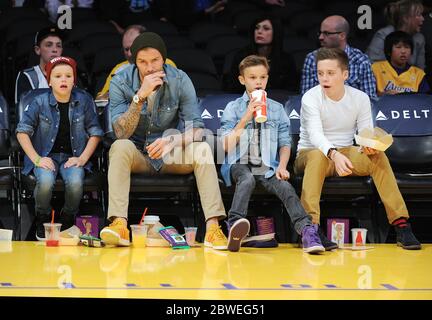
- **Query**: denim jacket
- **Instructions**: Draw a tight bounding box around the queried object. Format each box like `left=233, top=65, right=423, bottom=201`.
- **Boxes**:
left=109, top=63, right=204, bottom=171
left=219, top=92, right=292, bottom=186
left=16, top=89, right=104, bottom=175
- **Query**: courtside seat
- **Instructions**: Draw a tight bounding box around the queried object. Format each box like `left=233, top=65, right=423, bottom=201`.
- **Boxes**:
left=0, top=91, right=19, bottom=239
left=371, top=94, right=432, bottom=197
left=20, top=170, right=105, bottom=193
left=371, top=94, right=432, bottom=241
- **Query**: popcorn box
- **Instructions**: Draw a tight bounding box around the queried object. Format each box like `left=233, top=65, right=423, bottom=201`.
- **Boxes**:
left=76, top=215, right=99, bottom=238
left=354, top=127, right=393, bottom=151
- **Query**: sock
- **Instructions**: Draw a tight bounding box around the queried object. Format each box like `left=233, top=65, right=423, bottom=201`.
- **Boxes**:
left=392, top=217, right=408, bottom=228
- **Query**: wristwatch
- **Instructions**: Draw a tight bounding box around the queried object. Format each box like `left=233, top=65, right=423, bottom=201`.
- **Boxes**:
left=327, top=148, right=337, bottom=160
left=132, top=94, right=145, bottom=105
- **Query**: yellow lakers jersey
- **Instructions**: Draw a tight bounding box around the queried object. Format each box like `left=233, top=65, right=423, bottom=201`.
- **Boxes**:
left=372, top=60, right=426, bottom=94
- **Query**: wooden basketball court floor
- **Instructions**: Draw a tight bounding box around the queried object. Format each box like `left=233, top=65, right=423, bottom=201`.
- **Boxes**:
left=0, top=242, right=431, bottom=300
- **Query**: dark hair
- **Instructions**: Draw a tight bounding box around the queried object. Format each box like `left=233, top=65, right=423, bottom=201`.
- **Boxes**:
left=238, top=55, right=270, bottom=75
left=384, top=0, right=424, bottom=28
left=384, top=31, right=413, bottom=60
left=34, top=25, right=64, bottom=46
left=316, top=47, right=349, bottom=70
left=248, top=14, right=284, bottom=61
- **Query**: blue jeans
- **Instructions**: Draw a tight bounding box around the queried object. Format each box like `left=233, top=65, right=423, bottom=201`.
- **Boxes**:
left=228, top=164, right=312, bottom=235
left=33, top=153, right=85, bottom=217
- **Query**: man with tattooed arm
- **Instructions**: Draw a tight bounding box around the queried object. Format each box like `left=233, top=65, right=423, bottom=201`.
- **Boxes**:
left=100, top=32, right=228, bottom=250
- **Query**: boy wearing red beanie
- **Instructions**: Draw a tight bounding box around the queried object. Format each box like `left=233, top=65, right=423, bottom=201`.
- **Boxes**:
left=16, top=57, right=104, bottom=240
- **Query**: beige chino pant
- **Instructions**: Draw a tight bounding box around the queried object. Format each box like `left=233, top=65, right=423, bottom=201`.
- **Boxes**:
left=294, top=146, right=409, bottom=225
left=107, top=139, right=226, bottom=221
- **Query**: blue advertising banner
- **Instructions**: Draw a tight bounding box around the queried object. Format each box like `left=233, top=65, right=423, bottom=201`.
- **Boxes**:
left=371, top=94, right=432, bottom=136
left=284, top=95, right=302, bottom=135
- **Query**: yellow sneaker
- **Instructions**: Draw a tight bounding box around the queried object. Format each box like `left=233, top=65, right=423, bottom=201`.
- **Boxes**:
left=100, top=218, right=130, bottom=246
left=204, top=224, right=228, bottom=250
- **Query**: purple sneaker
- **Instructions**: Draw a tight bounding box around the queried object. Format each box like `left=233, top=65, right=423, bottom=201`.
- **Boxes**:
left=302, top=225, right=325, bottom=254
left=227, top=218, right=250, bottom=252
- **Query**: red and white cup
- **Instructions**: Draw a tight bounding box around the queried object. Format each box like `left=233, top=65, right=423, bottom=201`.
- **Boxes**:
left=251, top=89, right=267, bottom=123
left=351, top=228, right=367, bottom=246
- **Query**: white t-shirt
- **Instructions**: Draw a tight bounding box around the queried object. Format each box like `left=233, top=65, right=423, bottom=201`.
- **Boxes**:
left=34, top=65, right=49, bottom=89
left=297, top=85, right=373, bottom=156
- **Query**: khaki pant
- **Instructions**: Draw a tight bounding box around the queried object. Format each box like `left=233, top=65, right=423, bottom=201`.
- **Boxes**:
left=107, top=139, right=226, bottom=221
left=294, top=147, right=409, bottom=225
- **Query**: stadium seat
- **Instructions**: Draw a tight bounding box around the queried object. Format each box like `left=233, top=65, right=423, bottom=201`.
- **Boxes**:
left=206, top=34, right=249, bottom=74
left=371, top=94, right=432, bottom=241
left=0, top=92, right=20, bottom=239
left=189, top=22, right=237, bottom=49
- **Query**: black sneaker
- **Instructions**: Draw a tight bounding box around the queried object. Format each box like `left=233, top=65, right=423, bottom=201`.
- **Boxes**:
left=317, top=226, right=338, bottom=251
left=58, top=212, right=75, bottom=231
left=395, top=224, right=421, bottom=250
left=227, top=218, right=250, bottom=252
left=35, top=213, right=51, bottom=241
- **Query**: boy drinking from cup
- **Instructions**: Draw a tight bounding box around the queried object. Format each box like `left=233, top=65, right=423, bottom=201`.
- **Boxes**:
left=219, top=55, right=324, bottom=253
left=16, top=56, right=103, bottom=241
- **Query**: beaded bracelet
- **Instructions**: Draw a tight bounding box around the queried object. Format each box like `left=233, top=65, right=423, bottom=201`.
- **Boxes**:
left=35, top=156, right=41, bottom=167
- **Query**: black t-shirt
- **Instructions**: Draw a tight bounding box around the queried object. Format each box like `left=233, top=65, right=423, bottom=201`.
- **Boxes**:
left=51, top=102, right=72, bottom=154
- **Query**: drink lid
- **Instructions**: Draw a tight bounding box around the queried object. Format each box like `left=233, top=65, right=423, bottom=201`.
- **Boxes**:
left=144, top=215, right=160, bottom=224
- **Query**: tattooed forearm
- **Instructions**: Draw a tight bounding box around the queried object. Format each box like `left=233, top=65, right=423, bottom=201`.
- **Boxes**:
left=113, top=102, right=143, bottom=139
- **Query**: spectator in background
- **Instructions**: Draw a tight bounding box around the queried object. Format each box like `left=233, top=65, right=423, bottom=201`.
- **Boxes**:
left=372, top=31, right=430, bottom=95
left=224, top=15, right=298, bottom=93
left=95, top=24, right=176, bottom=100
left=15, top=26, right=64, bottom=106
left=366, top=0, right=425, bottom=69
left=301, top=15, right=377, bottom=98
left=422, top=0, right=432, bottom=89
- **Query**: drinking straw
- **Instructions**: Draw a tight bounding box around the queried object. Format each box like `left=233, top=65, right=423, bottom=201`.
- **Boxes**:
left=50, top=209, right=55, bottom=241
left=139, top=207, right=148, bottom=226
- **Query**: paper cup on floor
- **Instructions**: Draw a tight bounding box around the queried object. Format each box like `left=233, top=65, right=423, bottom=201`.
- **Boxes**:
left=0, top=229, right=13, bottom=241
left=131, top=224, right=148, bottom=248
left=44, top=223, right=62, bottom=247
left=351, top=228, right=367, bottom=246
left=184, top=227, right=198, bottom=247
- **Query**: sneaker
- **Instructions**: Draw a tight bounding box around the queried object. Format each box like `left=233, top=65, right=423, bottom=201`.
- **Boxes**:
left=227, top=218, right=250, bottom=252
left=35, top=213, right=51, bottom=241
left=395, top=224, right=421, bottom=250
left=317, top=226, right=338, bottom=251
left=58, top=212, right=75, bottom=231
left=301, top=225, right=325, bottom=254
left=100, top=218, right=130, bottom=246
left=204, top=224, right=228, bottom=250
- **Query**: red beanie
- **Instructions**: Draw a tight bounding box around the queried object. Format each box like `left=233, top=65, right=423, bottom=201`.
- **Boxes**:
left=45, top=56, right=77, bottom=85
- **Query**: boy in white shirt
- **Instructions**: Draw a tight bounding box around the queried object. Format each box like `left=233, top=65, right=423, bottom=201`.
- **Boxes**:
left=294, top=47, right=421, bottom=250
